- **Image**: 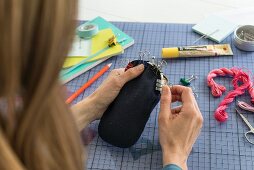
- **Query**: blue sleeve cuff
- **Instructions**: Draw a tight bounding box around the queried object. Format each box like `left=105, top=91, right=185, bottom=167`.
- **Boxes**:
left=162, top=164, right=182, bottom=170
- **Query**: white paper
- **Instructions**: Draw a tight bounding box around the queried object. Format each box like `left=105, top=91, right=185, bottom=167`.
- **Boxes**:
left=68, top=36, right=91, bottom=57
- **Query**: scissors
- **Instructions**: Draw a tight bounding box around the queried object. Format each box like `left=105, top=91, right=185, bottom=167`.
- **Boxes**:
left=235, top=108, right=254, bottom=145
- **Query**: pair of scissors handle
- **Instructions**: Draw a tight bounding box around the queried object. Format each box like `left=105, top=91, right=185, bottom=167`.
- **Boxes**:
left=245, top=130, right=254, bottom=144
left=236, top=108, right=254, bottom=145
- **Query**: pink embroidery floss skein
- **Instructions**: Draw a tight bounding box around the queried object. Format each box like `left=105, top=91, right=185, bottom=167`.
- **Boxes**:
left=207, top=68, right=254, bottom=122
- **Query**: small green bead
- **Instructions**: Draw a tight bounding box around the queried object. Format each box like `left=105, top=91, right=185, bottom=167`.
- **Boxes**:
left=180, top=78, right=191, bottom=86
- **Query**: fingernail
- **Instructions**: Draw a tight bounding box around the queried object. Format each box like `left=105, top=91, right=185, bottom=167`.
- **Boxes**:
left=136, top=64, right=144, bottom=71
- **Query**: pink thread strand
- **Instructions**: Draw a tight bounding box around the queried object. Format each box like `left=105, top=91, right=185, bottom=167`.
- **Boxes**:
left=207, top=67, right=254, bottom=122
left=237, top=101, right=254, bottom=113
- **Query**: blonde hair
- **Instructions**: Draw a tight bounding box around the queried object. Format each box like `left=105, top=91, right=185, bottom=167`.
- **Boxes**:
left=0, top=0, right=84, bottom=169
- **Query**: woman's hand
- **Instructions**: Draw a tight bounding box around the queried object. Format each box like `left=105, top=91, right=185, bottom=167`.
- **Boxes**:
left=90, top=64, right=144, bottom=119
left=72, top=64, right=144, bottom=130
left=158, top=85, right=203, bottom=170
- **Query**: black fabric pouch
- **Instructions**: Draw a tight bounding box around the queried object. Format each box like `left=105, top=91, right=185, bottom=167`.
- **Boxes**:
left=98, top=60, right=167, bottom=148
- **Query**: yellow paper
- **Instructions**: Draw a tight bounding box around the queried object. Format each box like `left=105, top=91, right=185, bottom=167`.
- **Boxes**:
left=63, top=57, right=86, bottom=68
left=63, top=29, right=123, bottom=68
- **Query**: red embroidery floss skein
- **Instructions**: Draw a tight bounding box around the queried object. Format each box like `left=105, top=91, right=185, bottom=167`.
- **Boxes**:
left=207, top=68, right=254, bottom=122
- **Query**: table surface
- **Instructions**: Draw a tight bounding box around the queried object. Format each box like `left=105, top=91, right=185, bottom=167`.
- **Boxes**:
left=78, top=0, right=254, bottom=24
left=66, top=21, right=254, bottom=170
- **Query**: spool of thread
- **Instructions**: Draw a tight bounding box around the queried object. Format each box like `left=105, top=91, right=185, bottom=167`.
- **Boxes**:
left=76, top=23, right=99, bottom=39
left=207, top=67, right=254, bottom=122
left=233, top=25, right=254, bottom=51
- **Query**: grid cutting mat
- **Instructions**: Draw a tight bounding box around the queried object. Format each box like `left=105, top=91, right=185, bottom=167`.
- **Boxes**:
left=66, top=22, right=254, bottom=170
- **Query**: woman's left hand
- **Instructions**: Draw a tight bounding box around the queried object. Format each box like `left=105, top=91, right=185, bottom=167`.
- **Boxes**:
left=89, top=64, right=144, bottom=119
left=72, top=64, right=144, bottom=130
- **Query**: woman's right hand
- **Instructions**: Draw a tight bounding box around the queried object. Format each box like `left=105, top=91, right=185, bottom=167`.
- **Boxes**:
left=158, top=85, right=203, bottom=170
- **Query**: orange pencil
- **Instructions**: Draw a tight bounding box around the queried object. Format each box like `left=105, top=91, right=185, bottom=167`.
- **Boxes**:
left=66, top=63, right=112, bottom=104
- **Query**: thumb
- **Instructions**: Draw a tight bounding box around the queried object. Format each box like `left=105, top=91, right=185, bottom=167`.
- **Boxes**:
left=159, top=85, right=172, bottom=120
left=120, top=64, right=144, bottom=84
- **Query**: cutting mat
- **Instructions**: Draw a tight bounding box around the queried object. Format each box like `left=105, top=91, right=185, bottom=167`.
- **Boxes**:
left=66, top=22, right=254, bottom=170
